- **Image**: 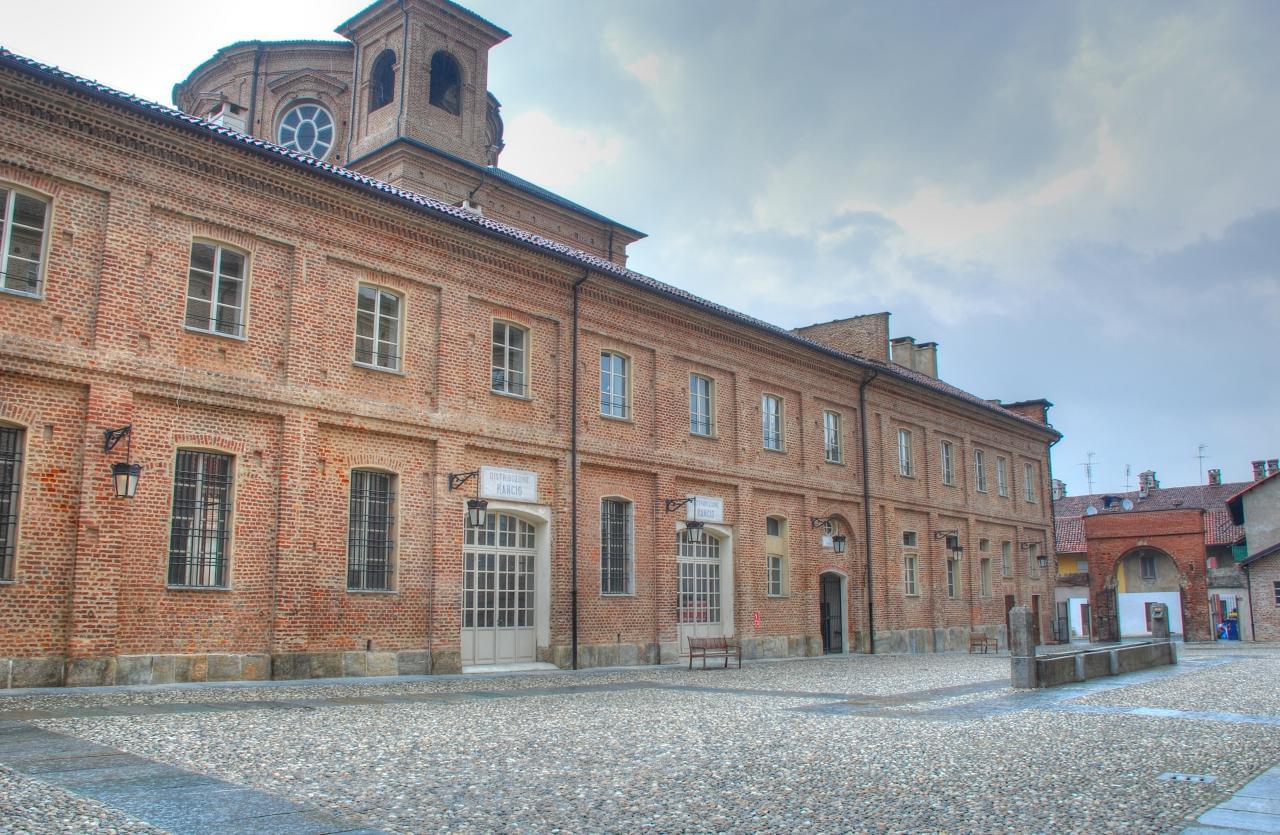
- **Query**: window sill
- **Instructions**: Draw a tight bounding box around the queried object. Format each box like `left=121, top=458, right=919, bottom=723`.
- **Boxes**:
left=763, top=446, right=787, bottom=454
left=184, top=325, right=247, bottom=342
left=0, top=286, right=43, bottom=301
left=353, top=360, right=405, bottom=376
left=690, top=430, right=718, bottom=440
left=825, top=457, right=845, bottom=466
left=904, top=592, right=920, bottom=598
left=491, top=388, right=533, bottom=402
left=599, top=413, right=633, bottom=424
left=899, top=472, right=915, bottom=479
left=766, top=593, right=790, bottom=599
left=166, top=584, right=231, bottom=592
left=347, top=587, right=397, bottom=594
left=601, top=592, right=635, bottom=598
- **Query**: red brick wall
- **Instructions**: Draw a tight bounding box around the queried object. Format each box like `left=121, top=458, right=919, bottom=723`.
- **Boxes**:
left=0, top=63, right=1056, bottom=678
left=1247, top=555, right=1280, bottom=642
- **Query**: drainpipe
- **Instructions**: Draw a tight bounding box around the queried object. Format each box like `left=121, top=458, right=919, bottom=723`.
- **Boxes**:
left=570, top=270, right=590, bottom=669
left=347, top=38, right=360, bottom=160
left=1244, top=564, right=1256, bottom=642
left=247, top=44, right=263, bottom=136
left=858, top=370, right=879, bottom=653
left=395, top=0, right=409, bottom=138
left=1045, top=432, right=1061, bottom=641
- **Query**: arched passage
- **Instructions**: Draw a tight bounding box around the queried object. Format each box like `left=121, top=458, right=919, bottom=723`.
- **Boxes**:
left=1113, top=547, right=1184, bottom=637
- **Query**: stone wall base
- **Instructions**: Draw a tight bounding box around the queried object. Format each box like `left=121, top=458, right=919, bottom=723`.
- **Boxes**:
left=1, top=650, right=439, bottom=688
left=874, top=624, right=1008, bottom=654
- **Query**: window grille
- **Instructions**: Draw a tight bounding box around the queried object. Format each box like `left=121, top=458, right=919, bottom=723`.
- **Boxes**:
left=185, top=242, right=246, bottom=337
left=824, top=411, right=842, bottom=463
left=600, top=499, right=632, bottom=595
left=355, top=285, right=401, bottom=370
left=349, top=470, right=395, bottom=591
left=600, top=352, right=629, bottom=418
left=690, top=374, right=713, bottom=435
left=762, top=394, right=783, bottom=450
left=491, top=322, right=527, bottom=396
left=168, top=450, right=233, bottom=587
left=0, top=426, right=23, bottom=580
left=0, top=187, right=49, bottom=297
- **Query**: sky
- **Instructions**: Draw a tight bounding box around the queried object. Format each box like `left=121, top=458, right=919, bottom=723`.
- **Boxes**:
left=4, top=0, right=1277, bottom=496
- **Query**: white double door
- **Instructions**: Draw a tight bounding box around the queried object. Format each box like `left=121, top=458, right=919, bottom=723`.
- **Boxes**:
left=676, top=530, right=729, bottom=653
left=462, top=513, right=536, bottom=665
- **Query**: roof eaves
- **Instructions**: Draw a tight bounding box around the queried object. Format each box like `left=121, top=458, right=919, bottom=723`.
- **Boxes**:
left=0, top=48, right=1056, bottom=438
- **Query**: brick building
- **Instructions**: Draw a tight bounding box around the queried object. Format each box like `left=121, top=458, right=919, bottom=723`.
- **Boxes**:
left=1053, top=470, right=1251, bottom=643
left=0, top=0, right=1057, bottom=689
left=1228, top=464, right=1280, bottom=642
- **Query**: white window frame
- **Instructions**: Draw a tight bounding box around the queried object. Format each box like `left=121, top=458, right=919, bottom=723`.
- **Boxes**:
left=762, top=394, right=784, bottom=451
left=1001, top=540, right=1012, bottom=577
left=898, top=429, right=914, bottom=476
left=975, top=449, right=987, bottom=493
left=904, top=554, right=918, bottom=596
left=354, top=284, right=403, bottom=372
left=600, top=498, right=634, bottom=595
left=689, top=373, right=714, bottom=436
left=1024, top=463, right=1036, bottom=502
left=946, top=557, right=958, bottom=598
left=997, top=457, right=1008, bottom=497
left=0, top=186, right=51, bottom=298
left=1139, top=552, right=1156, bottom=581
left=766, top=515, right=788, bottom=596
left=185, top=241, right=248, bottom=339
left=979, top=558, right=992, bottom=597
left=902, top=530, right=918, bottom=548
left=767, top=554, right=784, bottom=597
left=941, top=440, right=955, bottom=486
left=823, top=410, right=843, bottom=463
left=600, top=351, right=630, bottom=419
left=491, top=320, right=529, bottom=397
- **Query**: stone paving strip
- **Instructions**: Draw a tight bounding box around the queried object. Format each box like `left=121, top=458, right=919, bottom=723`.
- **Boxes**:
left=1184, top=765, right=1280, bottom=833
left=0, top=722, right=383, bottom=834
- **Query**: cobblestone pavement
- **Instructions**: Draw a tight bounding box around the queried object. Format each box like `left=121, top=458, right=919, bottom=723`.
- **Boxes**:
left=0, top=646, right=1277, bottom=834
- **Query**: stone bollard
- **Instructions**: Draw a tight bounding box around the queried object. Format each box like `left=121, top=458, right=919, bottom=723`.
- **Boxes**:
left=1009, top=606, right=1038, bottom=689
left=1149, top=603, right=1177, bottom=665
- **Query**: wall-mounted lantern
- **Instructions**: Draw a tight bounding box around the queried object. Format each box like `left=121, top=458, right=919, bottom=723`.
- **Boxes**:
left=448, top=470, right=488, bottom=527
left=832, top=534, right=847, bottom=555
left=934, top=530, right=963, bottom=560
left=1020, top=540, right=1049, bottom=570
left=103, top=425, right=140, bottom=499
left=662, top=497, right=704, bottom=543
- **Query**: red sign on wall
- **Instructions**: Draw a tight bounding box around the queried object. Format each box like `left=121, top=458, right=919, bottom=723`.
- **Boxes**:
left=752, top=611, right=761, bottom=630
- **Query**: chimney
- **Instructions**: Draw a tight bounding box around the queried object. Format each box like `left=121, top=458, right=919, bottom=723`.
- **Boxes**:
left=1207, top=469, right=1222, bottom=486
left=1051, top=479, right=1066, bottom=501
left=1269, top=459, right=1279, bottom=478
left=1253, top=460, right=1267, bottom=481
left=1137, top=470, right=1158, bottom=497
left=207, top=101, right=247, bottom=132
left=914, top=342, right=939, bottom=379
left=889, top=336, right=916, bottom=369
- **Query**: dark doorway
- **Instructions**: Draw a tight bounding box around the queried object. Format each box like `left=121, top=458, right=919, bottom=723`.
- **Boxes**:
left=1005, top=594, right=1017, bottom=644
left=820, top=573, right=844, bottom=654
left=1031, top=594, right=1042, bottom=646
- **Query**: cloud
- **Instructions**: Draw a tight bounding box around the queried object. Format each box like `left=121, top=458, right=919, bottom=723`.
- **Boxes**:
left=498, top=111, right=624, bottom=192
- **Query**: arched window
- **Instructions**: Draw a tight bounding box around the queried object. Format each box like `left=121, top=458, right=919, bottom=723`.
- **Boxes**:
left=369, top=49, right=396, bottom=112
left=429, top=51, right=462, bottom=115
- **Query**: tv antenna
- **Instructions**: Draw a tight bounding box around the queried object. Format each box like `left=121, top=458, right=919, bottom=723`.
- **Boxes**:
left=1196, top=443, right=1209, bottom=483
left=1124, top=464, right=1131, bottom=492
left=1081, top=451, right=1096, bottom=494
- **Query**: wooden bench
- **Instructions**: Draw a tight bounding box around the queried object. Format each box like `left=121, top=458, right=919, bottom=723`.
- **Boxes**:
left=687, top=636, right=742, bottom=669
left=969, top=633, right=997, bottom=654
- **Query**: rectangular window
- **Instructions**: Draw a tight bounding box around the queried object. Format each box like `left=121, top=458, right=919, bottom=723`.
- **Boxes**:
left=762, top=394, right=783, bottom=450
left=1076, top=559, right=1088, bottom=573
left=1140, top=553, right=1157, bottom=580
left=1273, top=581, right=1279, bottom=606
left=168, top=450, right=233, bottom=588
left=491, top=321, right=527, bottom=395
left=1028, top=543, right=1040, bottom=577
left=600, top=499, right=633, bottom=595
left=1001, top=540, right=1012, bottom=577
left=898, top=429, right=914, bottom=476
left=185, top=242, right=246, bottom=338
left=975, top=449, right=987, bottom=492
left=600, top=352, right=629, bottom=418
left=979, top=538, right=990, bottom=553
left=980, top=558, right=992, bottom=597
left=997, top=457, right=1008, bottom=496
left=348, top=470, right=395, bottom=591
left=689, top=374, right=713, bottom=436
left=766, top=516, right=781, bottom=537
left=0, top=426, right=22, bottom=581
left=904, top=554, right=918, bottom=596
left=823, top=410, right=843, bottom=463
left=0, top=187, right=50, bottom=297
left=946, top=558, right=958, bottom=598
left=768, top=554, right=783, bottom=597
left=902, top=531, right=918, bottom=548
left=941, top=440, right=955, bottom=486
left=355, top=285, right=402, bottom=371
left=1024, top=463, right=1036, bottom=502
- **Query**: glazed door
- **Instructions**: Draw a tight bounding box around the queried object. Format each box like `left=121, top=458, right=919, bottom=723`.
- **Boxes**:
left=820, top=574, right=844, bottom=653
left=461, top=513, right=537, bottom=666
left=676, top=531, right=726, bottom=653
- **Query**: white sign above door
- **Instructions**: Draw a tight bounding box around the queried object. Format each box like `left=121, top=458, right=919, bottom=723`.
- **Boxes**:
left=479, top=466, right=539, bottom=502
left=687, top=496, right=724, bottom=523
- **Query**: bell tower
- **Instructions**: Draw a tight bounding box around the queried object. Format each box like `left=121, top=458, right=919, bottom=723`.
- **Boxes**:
left=339, top=0, right=509, bottom=183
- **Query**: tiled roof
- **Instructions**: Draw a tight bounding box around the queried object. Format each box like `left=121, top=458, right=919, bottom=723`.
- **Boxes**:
left=1055, top=517, right=1086, bottom=553
left=1204, top=509, right=1244, bottom=546
left=1054, top=481, right=1252, bottom=518
left=1242, top=540, right=1280, bottom=566
left=0, top=47, right=1059, bottom=438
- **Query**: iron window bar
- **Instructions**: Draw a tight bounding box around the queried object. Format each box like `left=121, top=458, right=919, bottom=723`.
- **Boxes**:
left=168, top=451, right=232, bottom=588
left=0, top=426, right=21, bottom=580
